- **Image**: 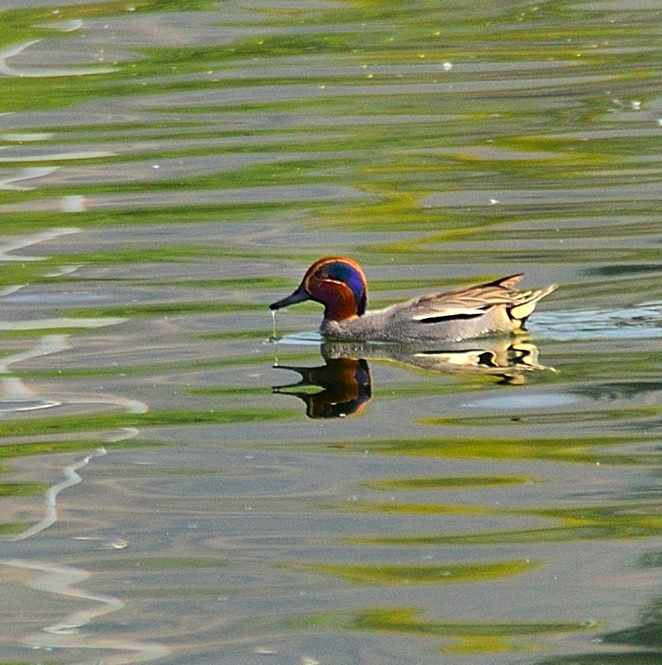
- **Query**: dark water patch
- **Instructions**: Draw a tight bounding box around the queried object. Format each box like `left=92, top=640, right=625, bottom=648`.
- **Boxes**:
left=589, top=263, right=662, bottom=277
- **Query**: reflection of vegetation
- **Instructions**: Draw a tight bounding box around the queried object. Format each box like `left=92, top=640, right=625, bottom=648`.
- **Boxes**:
left=0, top=408, right=295, bottom=438
left=0, top=522, right=30, bottom=536
left=293, top=607, right=591, bottom=654
left=15, top=351, right=309, bottom=380
left=348, top=502, right=662, bottom=546
left=0, top=439, right=157, bottom=474
left=286, top=559, right=541, bottom=585
left=68, top=302, right=261, bottom=318
left=0, top=481, right=49, bottom=536
left=0, top=326, right=119, bottom=338
left=0, top=261, right=65, bottom=289
left=420, top=406, right=662, bottom=427
left=327, top=435, right=658, bottom=466
left=363, top=475, right=537, bottom=491
left=0, top=0, right=660, bottom=245
left=354, top=607, right=587, bottom=637
left=0, top=482, right=49, bottom=497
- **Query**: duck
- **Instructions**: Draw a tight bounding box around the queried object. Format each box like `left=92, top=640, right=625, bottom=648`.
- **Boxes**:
left=269, top=256, right=556, bottom=343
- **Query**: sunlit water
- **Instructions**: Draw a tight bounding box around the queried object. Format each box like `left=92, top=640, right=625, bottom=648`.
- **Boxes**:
left=1, top=1, right=662, bottom=664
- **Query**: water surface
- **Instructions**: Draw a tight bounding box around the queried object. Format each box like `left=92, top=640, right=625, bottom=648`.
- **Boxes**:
left=1, top=1, right=662, bottom=663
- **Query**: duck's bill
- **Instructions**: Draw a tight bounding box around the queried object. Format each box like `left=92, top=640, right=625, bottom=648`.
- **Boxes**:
left=270, top=286, right=310, bottom=310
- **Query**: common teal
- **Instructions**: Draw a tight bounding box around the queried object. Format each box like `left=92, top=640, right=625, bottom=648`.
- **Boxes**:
left=270, top=257, right=556, bottom=343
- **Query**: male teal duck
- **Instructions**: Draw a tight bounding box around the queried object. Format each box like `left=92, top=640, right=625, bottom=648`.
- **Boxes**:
left=270, top=257, right=556, bottom=343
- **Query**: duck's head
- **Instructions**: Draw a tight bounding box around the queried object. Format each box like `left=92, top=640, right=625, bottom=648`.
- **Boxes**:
left=270, top=257, right=368, bottom=321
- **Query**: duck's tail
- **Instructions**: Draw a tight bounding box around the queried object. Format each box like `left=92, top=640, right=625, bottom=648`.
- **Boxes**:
left=508, top=283, right=558, bottom=328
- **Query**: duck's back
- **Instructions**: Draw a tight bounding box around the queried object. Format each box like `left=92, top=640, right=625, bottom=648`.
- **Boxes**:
left=320, top=276, right=556, bottom=342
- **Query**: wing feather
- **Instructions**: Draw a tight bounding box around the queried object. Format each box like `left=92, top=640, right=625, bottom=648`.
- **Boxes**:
left=404, top=276, right=556, bottom=324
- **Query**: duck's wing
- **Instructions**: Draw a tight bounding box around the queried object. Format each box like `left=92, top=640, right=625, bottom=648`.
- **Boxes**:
left=406, top=274, right=557, bottom=325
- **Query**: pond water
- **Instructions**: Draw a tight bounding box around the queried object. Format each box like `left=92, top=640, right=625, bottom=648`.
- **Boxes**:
left=1, top=1, right=662, bottom=663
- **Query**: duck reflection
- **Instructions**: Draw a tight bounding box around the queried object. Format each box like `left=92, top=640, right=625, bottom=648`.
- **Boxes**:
left=273, top=356, right=373, bottom=419
left=272, top=338, right=550, bottom=419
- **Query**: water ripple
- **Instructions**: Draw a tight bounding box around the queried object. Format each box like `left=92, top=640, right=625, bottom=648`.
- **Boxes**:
left=532, top=304, right=662, bottom=340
